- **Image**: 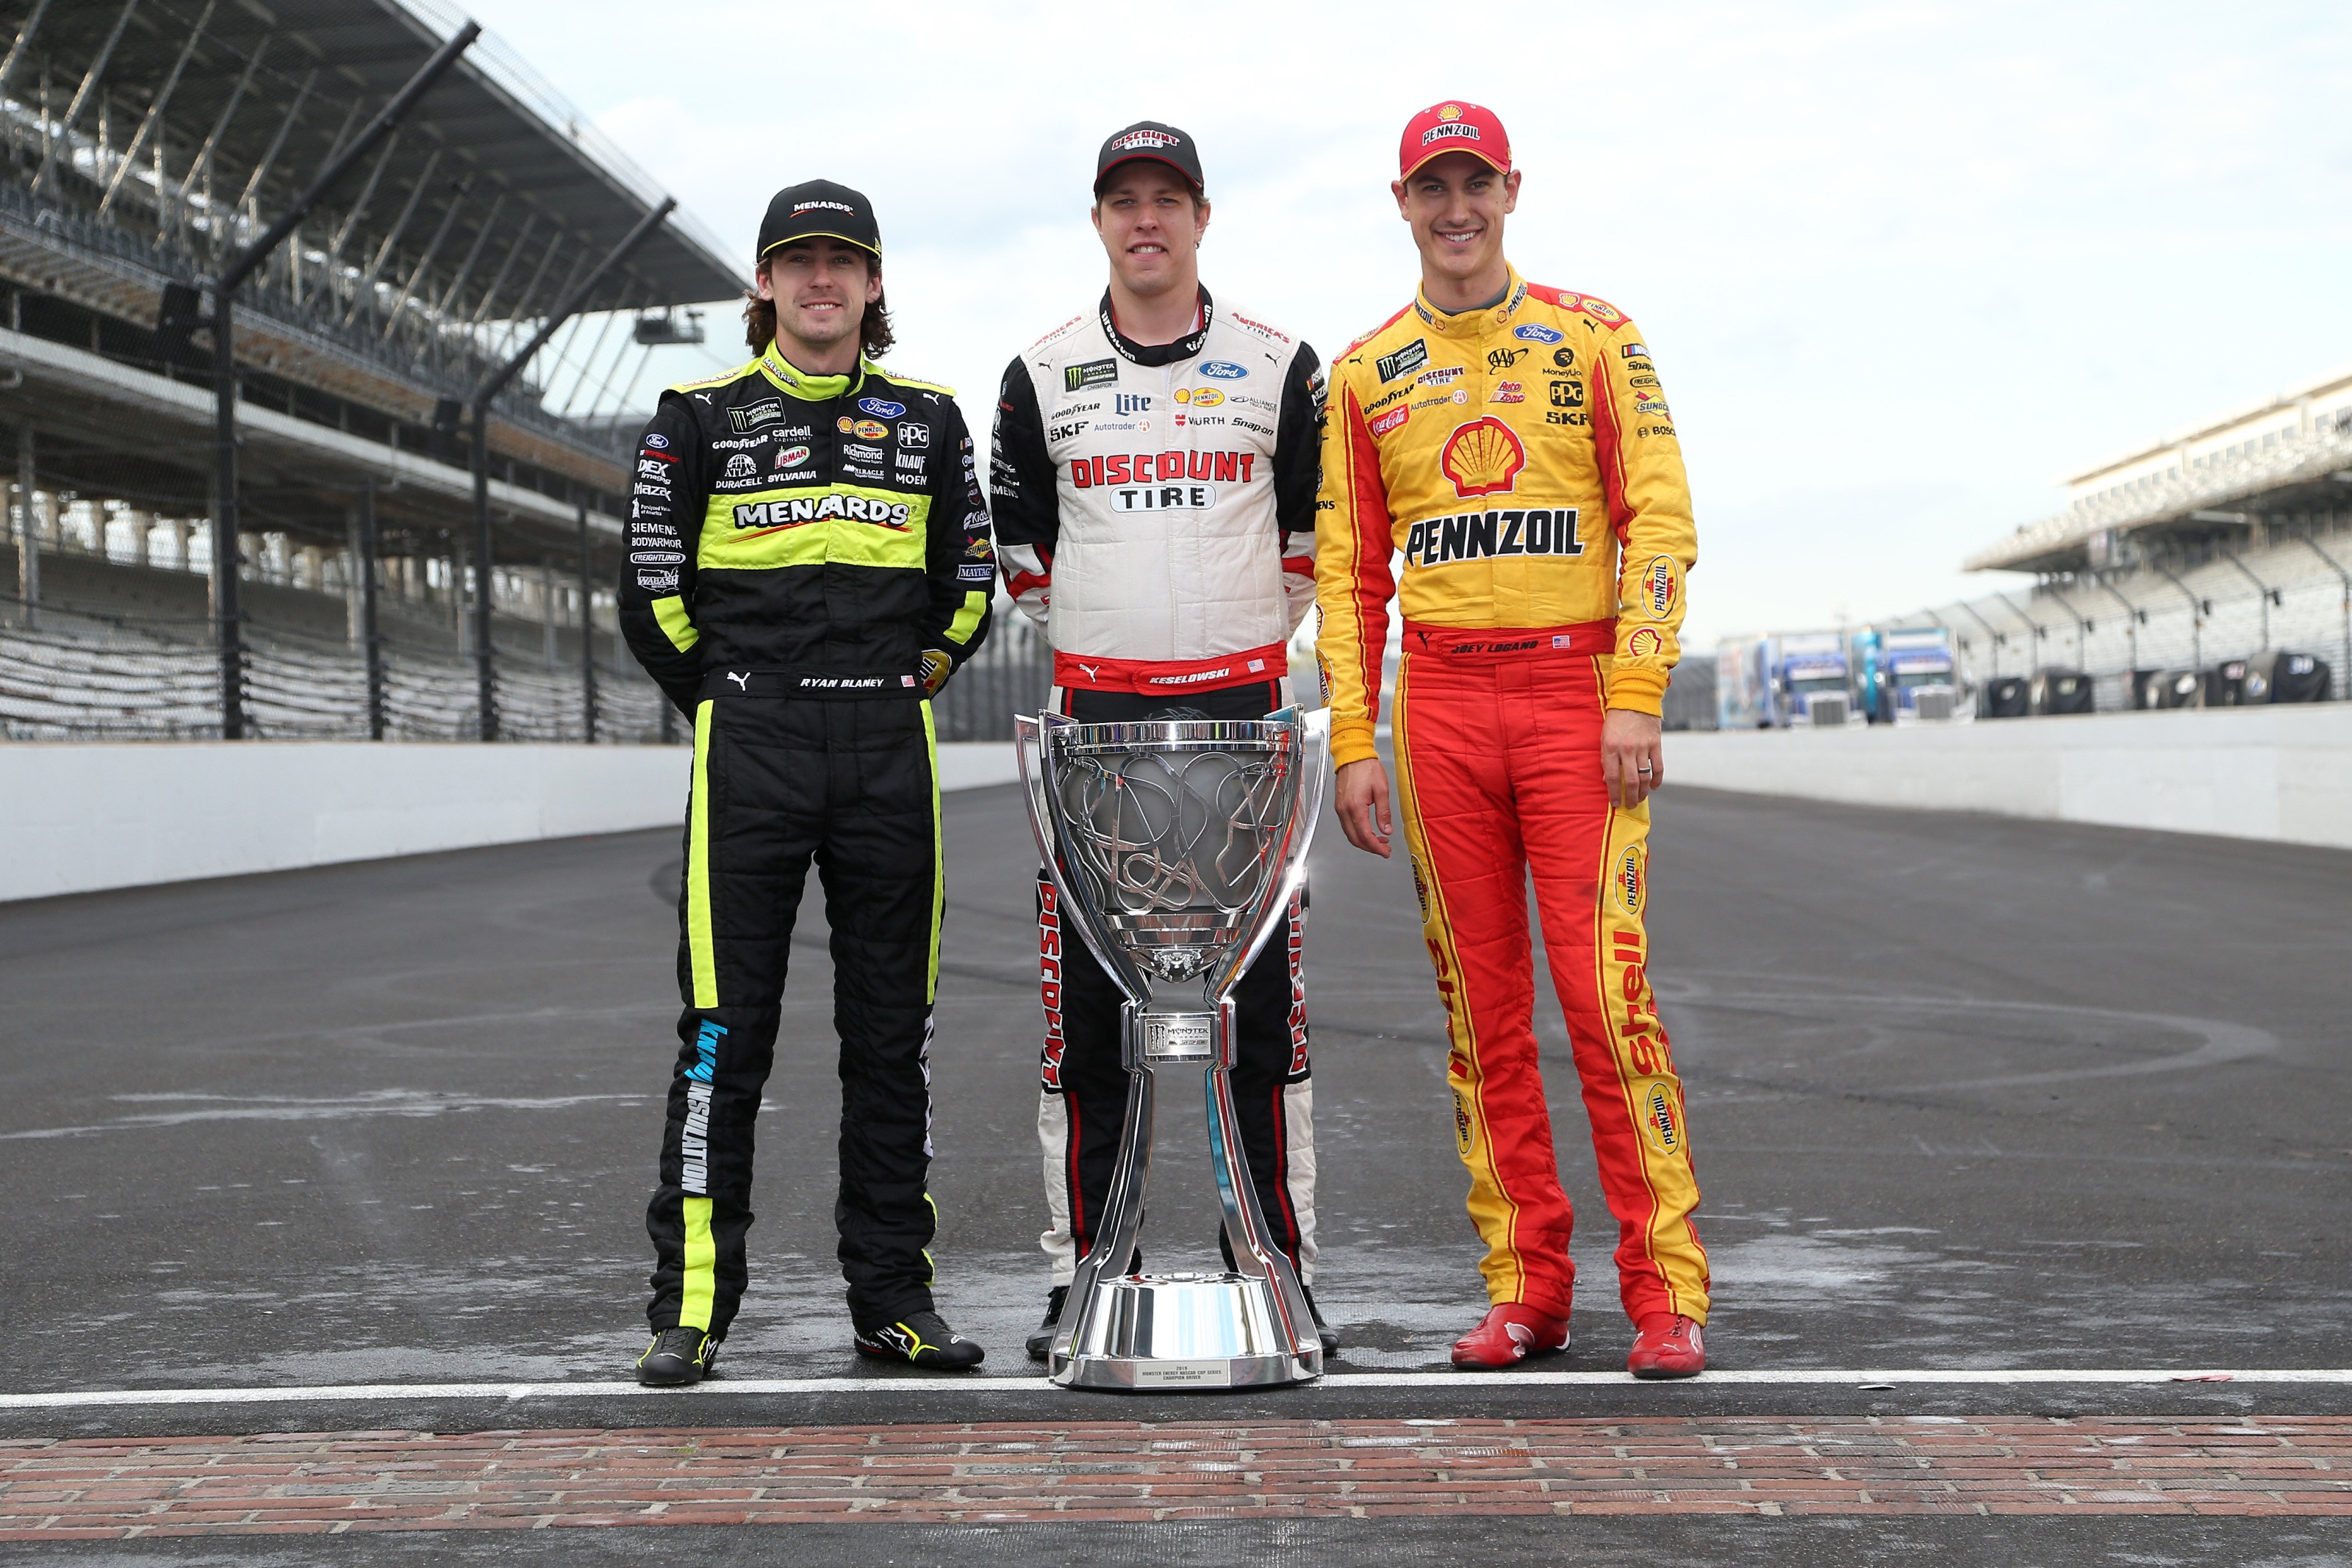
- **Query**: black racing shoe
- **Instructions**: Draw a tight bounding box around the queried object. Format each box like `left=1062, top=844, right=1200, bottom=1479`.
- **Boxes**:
left=1025, top=1285, right=1069, bottom=1363
left=1302, top=1285, right=1340, bottom=1358
left=635, top=1326, right=717, bottom=1387
left=855, top=1309, right=986, bottom=1370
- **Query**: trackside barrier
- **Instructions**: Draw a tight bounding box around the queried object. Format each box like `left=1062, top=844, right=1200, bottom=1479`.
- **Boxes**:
left=1665, top=704, right=2352, bottom=850
left=0, top=740, right=1019, bottom=902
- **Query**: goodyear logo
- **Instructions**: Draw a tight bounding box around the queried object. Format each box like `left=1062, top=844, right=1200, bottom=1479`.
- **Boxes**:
left=1452, top=1090, right=1474, bottom=1155
left=1615, top=844, right=1644, bottom=914
left=1642, top=1081, right=1681, bottom=1156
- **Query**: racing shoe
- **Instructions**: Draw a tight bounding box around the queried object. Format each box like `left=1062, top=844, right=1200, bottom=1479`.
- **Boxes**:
left=1449, top=1303, right=1571, bottom=1369
left=1301, top=1285, right=1340, bottom=1357
left=1025, top=1285, right=1069, bottom=1363
left=635, top=1326, right=717, bottom=1387
left=855, top=1309, right=986, bottom=1370
left=1627, top=1313, right=1706, bottom=1379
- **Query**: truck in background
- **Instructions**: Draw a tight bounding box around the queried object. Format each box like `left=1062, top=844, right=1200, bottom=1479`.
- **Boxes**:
left=1851, top=625, right=1962, bottom=723
left=1765, top=632, right=1854, bottom=727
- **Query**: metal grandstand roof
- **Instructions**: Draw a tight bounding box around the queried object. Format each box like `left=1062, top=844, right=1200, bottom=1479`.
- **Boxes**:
left=1968, top=365, right=2352, bottom=573
left=0, top=0, right=737, bottom=316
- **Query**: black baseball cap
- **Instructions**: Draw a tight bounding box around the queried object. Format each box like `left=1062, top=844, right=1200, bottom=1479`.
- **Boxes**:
left=756, top=179, right=880, bottom=263
left=1093, top=121, right=1205, bottom=196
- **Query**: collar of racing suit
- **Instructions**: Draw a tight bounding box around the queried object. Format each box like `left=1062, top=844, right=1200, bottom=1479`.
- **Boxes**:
left=1413, top=265, right=1531, bottom=340
left=1097, top=285, right=1213, bottom=367
left=756, top=340, right=871, bottom=402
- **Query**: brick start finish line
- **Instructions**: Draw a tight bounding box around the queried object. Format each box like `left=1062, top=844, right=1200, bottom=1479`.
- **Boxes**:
left=4, top=1416, right=2350, bottom=1537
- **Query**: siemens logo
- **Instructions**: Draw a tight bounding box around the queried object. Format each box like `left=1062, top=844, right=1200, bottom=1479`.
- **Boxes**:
left=1405, top=508, right=1582, bottom=566
left=732, top=494, right=913, bottom=530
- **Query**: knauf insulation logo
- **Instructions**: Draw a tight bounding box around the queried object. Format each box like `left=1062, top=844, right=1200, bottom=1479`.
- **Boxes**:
left=680, top=1019, right=726, bottom=1195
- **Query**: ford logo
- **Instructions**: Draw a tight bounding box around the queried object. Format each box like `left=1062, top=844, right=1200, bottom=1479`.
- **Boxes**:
left=1513, top=323, right=1565, bottom=344
left=857, top=397, right=906, bottom=418
left=1198, top=361, right=1247, bottom=379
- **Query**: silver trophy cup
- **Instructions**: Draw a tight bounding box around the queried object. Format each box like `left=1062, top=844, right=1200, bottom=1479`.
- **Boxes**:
left=1014, top=707, right=1330, bottom=1390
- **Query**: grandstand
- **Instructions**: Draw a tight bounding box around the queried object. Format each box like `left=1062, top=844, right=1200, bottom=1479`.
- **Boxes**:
left=0, top=0, right=1049, bottom=743
left=1895, top=362, right=2352, bottom=711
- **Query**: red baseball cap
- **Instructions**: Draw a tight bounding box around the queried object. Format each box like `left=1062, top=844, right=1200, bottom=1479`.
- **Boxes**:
left=1399, top=101, right=1512, bottom=180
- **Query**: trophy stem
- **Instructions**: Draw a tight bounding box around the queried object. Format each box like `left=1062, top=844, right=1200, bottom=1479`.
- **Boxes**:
left=1048, top=1001, right=1323, bottom=1390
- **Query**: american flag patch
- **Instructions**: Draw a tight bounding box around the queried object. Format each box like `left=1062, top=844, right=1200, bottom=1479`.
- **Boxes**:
left=1552, top=635, right=1571, bottom=649
left=1247, top=658, right=1266, bottom=672
left=901, top=675, right=919, bottom=686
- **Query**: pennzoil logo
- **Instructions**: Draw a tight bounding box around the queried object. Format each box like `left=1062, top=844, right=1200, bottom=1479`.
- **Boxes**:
left=1644, top=555, right=1678, bottom=617
left=1409, top=852, right=1433, bottom=922
left=1452, top=1090, right=1474, bottom=1155
left=1615, top=844, right=1645, bottom=914
left=1641, top=1080, right=1681, bottom=1156
left=1439, top=417, right=1526, bottom=499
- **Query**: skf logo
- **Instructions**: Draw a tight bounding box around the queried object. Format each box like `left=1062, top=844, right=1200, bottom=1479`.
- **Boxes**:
left=1439, top=417, right=1526, bottom=500
left=1643, top=1082, right=1681, bottom=1156
left=1645, top=555, right=1678, bottom=617
left=1615, top=845, right=1645, bottom=915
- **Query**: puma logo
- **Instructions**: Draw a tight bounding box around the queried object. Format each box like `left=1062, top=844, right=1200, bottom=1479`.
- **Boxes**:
left=726, top=672, right=750, bottom=691
left=1076, top=663, right=1100, bottom=683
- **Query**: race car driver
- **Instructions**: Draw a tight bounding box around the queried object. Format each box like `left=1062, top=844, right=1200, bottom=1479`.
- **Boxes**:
left=991, top=121, right=1333, bottom=1362
left=619, top=179, right=996, bottom=1384
left=1316, top=102, right=1710, bottom=1378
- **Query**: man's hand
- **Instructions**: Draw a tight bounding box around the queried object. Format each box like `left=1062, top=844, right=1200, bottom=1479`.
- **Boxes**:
left=1602, top=708, right=1665, bottom=809
left=1335, top=757, right=1394, bottom=857
left=919, top=648, right=953, bottom=696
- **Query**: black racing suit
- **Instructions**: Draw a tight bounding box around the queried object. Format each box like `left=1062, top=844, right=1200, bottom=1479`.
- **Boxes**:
left=618, top=342, right=994, bottom=1338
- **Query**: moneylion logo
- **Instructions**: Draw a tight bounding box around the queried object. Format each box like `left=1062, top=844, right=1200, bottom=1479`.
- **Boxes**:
left=1439, top=417, right=1526, bottom=499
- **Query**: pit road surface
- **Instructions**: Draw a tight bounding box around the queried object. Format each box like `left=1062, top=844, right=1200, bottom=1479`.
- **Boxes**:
left=3, top=780, right=2348, bottom=1562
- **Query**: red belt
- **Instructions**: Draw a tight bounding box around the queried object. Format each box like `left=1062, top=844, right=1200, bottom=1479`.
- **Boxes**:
left=1053, top=642, right=1288, bottom=694
left=1401, top=619, right=1614, bottom=659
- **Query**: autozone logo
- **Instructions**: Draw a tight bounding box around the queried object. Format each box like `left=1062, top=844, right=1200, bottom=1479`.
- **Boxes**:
left=1066, top=450, right=1258, bottom=487
left=732, top=494, right=912, bottom=530
left=1405, top=508, right=1582, bottom=566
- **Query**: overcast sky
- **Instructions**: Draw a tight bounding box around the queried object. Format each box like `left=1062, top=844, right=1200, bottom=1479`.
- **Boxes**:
left=469, top=0, right=2352, bottom=649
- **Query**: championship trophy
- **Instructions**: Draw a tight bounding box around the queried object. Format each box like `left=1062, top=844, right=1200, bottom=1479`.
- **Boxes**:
left=1014, top=708, right=1330, bottom=1390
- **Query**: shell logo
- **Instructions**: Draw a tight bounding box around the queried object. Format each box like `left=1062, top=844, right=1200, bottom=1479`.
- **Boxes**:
left=1615, top=844, right=1644, bottom=913
left=1439, top=104, right=1463, bottom=122
left=1439, top=417, right=1526, bottom=499
left=1627, top=627, right=1663, bottom=658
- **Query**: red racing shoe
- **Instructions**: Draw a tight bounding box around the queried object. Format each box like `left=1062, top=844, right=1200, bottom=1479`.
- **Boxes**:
left=1450, top=1303, right=1571, bottom=1369
left=1628, top=1313, right=1706, bottom=1379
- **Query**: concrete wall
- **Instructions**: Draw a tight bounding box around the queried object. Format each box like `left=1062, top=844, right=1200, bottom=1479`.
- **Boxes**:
left=1, top=741, right=1021, bottom=903
left=1667, top=705, right=2352, bottom=849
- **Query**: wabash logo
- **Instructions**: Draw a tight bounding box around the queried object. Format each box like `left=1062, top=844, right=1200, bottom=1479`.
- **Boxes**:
left=1439, top=417, right=1526, bottom=499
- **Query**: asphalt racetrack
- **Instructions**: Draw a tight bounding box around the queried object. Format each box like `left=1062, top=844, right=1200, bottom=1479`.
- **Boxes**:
left=4, top=773, right=2349, bottom=1562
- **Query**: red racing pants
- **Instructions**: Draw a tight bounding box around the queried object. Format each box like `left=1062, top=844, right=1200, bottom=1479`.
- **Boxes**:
left=1391, top=621, right=1710, bottom=1326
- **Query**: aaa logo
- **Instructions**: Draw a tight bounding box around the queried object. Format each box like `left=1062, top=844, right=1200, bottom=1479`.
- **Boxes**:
left=1439, top=417, right=1526, bottom=499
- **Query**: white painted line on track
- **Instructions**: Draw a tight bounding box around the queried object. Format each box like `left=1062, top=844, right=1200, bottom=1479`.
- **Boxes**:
left=4, top=1369, right=2349, bottom=1411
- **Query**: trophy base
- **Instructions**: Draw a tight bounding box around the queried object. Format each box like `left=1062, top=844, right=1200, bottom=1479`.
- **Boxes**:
left=1050, top=1272, right=1324, bottom=1391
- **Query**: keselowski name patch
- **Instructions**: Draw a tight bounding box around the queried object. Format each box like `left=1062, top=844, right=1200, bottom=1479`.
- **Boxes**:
left=1404, top=507, right=1583, bottom=567
left=733, top=493, right=914, bottom=531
